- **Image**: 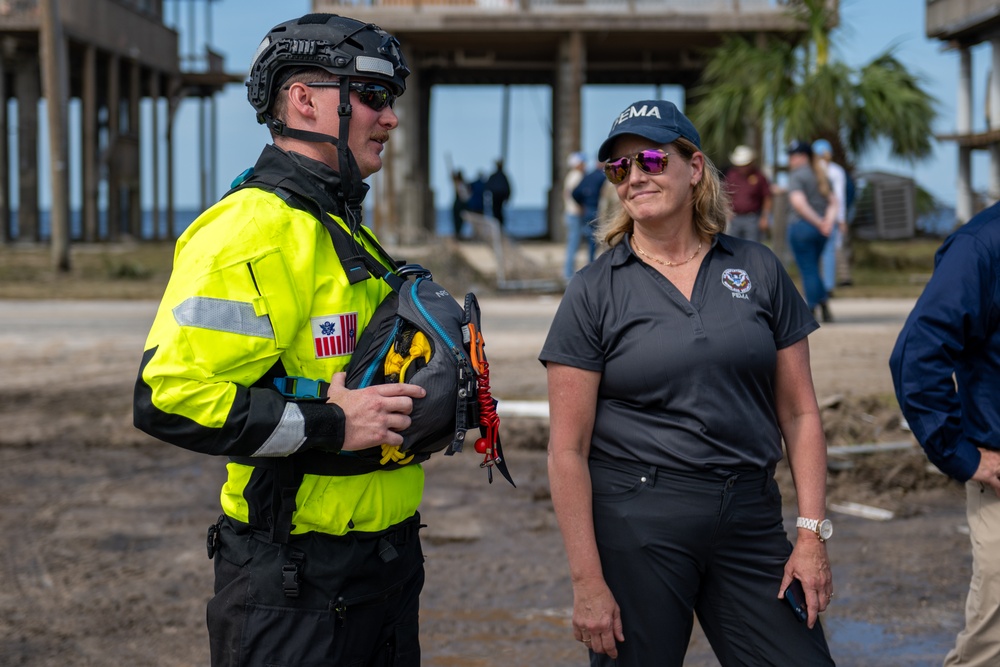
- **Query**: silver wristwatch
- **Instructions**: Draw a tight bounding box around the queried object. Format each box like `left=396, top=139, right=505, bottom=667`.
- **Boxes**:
left=796, top=517, right=833, bottom=542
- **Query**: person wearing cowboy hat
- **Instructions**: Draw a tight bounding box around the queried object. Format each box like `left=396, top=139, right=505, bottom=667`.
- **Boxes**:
left=724, top=144, right=772, bottom=243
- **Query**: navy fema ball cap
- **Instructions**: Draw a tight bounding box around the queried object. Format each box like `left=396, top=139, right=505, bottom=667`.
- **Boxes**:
left=597, top=100, right=701, bottom=161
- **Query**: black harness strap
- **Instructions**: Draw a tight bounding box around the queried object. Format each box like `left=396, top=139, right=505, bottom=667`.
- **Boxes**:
left=227, top=174, right=405, bottom=292
left=271, top=460, right=304, bottom=544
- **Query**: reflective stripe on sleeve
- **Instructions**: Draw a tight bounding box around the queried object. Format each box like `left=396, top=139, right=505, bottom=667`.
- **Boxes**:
left=172, top=296, right=275, bottom=339
left=252, top=402, right=307, bottom=457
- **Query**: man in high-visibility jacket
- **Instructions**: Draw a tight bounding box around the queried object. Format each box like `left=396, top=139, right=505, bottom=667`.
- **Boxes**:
left=134, top=14, right=429, bottom=666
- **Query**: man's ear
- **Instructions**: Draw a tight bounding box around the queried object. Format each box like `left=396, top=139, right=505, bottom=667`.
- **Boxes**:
left=285, top=81, right=318, bottom=120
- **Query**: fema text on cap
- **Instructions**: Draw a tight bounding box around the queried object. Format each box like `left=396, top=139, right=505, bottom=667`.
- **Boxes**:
left=613, top=104, right=662, bottom=128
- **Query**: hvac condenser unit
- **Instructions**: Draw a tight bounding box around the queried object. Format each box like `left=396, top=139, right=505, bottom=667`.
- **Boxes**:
left=853, top=172, right=916, bottom=240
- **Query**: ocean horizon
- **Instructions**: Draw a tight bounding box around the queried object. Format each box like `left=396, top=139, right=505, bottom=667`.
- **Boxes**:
left=7, top=206, right=551, bottom=242
left=7, top=203, right=954, bottom=242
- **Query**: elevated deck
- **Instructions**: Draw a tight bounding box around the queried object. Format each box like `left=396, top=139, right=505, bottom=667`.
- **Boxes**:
left=925, top=0, right=1000, bottom=221
left=926, top=0, right=1000, bottom=43
left=319, top=0, right=817, bottom=85
left=314, top=0, right=832, bottom=243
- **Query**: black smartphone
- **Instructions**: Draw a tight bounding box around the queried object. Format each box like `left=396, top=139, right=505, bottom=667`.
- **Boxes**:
left=784, top=579, right=808, bottom=622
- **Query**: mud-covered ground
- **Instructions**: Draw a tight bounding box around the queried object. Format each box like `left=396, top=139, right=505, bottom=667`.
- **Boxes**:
left=0, top=292, right=972, bottom=667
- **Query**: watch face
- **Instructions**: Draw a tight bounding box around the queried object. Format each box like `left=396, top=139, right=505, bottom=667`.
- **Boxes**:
left=819, top=519, right=833, bottom=540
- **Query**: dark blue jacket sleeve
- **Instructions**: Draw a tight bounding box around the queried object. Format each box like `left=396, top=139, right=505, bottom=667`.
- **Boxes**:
left=889, top=234, right=993, bottom=481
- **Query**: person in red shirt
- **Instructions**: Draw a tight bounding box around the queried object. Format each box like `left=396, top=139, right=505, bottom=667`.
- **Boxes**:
left=724, top=145, right=772, bottom=242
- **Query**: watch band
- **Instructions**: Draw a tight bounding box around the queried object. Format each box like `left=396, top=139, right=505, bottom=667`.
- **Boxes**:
left=796, top=517, right=819, bottom=533
left=796, top=516, right=832, bottom=541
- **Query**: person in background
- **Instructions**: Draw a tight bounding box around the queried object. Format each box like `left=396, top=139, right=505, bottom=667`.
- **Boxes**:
left=485, top=158, right=512, bottom=226
left=811, top=139, right=847, bottom=295
left=597, top=172, right=620, bottom=229
left=571, top=158, right=607, bottom=265
left=451, top=169, right=471, bottom=239
left=562, top=151, right=588, bottom=281
left=724, top=144, right=772, bottom=242
left=889, top=200, right=1000, bottom=667
left=467, top=171, right=486, bottom=216
left=133, top=14, right=429, bottom=666
left=786, top=140, right=837, bottom=323
left=541, top=99, right=835, bottom=666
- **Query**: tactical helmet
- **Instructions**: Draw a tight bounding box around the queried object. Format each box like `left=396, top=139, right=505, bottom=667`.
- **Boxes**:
left=246, top=13, right=409, bottom=124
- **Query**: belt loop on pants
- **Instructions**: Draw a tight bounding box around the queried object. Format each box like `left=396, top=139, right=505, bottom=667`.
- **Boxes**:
left=644, top=465, right=658, bottom=487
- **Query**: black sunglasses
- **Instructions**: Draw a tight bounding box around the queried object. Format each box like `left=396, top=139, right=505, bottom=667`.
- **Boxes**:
left=604, top=149, right=675, bottom=185
left=302, top=81, right=397, bottom=112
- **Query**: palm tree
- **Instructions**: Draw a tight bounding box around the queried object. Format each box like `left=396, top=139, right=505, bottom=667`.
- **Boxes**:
left=689, top=0, right=936, bottom=172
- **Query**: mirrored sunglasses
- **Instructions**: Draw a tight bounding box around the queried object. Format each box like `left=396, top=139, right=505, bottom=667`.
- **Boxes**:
left=304, top=81, right=397, bottom=111
left=604, top=149, right=674, bottom=185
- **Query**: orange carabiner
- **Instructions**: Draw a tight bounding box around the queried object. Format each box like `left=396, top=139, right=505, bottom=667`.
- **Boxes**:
left=467, top=322, right=487, bottom=375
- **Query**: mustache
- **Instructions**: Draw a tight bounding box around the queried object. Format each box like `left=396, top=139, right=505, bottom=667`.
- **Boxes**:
left=370, top=131, right=390, bottom=144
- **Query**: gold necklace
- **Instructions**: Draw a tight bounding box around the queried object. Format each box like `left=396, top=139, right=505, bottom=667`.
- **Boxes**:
left=632, top=237, right=703, bottom=267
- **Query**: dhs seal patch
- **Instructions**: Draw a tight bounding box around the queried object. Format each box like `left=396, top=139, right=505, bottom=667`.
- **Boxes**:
left=722, top=268, right=751, bottom=300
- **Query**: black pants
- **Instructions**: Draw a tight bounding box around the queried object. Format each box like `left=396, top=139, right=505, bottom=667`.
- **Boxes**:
left=589, top=459, right=835, bottom=667
left=207, top=513, right=424, bottom=667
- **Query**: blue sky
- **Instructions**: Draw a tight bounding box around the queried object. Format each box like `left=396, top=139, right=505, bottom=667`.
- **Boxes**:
left=166, top=0, right=982, bottom=211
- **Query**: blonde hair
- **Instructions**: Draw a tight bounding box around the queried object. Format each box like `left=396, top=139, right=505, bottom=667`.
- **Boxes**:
left=812, top=155, right=831, bottom=198
left=595, top=138, right=729, bottom=249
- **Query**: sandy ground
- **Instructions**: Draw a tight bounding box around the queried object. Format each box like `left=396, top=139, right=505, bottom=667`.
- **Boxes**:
left=0, top=295, right=974, bottom=666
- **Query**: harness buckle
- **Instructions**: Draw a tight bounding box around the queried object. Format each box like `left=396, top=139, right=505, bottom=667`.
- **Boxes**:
left=273, top=376, right=327, bottom=399
left=282, top=552, right=305, bottom=598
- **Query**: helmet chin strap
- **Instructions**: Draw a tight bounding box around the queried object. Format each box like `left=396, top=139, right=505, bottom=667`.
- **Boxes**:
left=263, top=78, right=366, bottom=232
left=336, top=77, right=366, bottom=232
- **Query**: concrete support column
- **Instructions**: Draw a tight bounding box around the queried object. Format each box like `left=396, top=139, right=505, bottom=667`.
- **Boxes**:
left=128, top=59, right=141, bottom=238
left=0, top=56, right=9, bottom=243
left=199, top=97, right=208, bottom=211
left=107, top=53, right=120, bottom=241
left=149, top=71, right=160, bottom=241
left=166, top=76, right=181, bottom=240
left=990, top=37, right=1000, bottom=204
left=41, top=0, right=69, bottom=268
left=957, top=46, right=973, bottom=224
left=416, top=72, right=433, bottom=240
left=551, top=30, right=585, bottom=241
left=210, top=94, right=217, bottom=203
left=82, top=44, right=98, bottom=242
left=391, top=66, right=426, bottom=245
left=15, top=57, right=40, bottom=242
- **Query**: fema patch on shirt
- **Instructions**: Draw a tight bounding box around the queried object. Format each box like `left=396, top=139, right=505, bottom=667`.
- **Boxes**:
left=311, top=312, right=357, bottom=358
left=721, top=268, right=752, bottom=300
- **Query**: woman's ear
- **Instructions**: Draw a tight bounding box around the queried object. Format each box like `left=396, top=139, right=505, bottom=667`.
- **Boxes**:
left=689, top=151, right=705, bottom=186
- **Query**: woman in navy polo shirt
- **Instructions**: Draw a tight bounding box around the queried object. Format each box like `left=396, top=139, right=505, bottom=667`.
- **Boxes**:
left=540, top=100, right=836, bottom=666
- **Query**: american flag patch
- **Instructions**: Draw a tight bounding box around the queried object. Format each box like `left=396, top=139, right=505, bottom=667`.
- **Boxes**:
left=311, top=312, right=358, bottom=358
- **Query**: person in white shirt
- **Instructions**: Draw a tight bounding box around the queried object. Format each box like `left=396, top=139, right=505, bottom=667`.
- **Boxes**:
left=812, top=139, right=846, bottom=295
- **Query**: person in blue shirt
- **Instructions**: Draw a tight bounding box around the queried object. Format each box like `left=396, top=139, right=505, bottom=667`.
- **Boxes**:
left=572, top=161, right=607, bottom=264
left=485, top=159, right=512, bottom=225
left=467, top=172, right=486, bottom=215
left=889, top=200, right=1000, bottom=667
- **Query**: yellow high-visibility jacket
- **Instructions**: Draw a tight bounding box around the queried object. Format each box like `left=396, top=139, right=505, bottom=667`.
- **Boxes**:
left=134, top=145, right=423, bottom=536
